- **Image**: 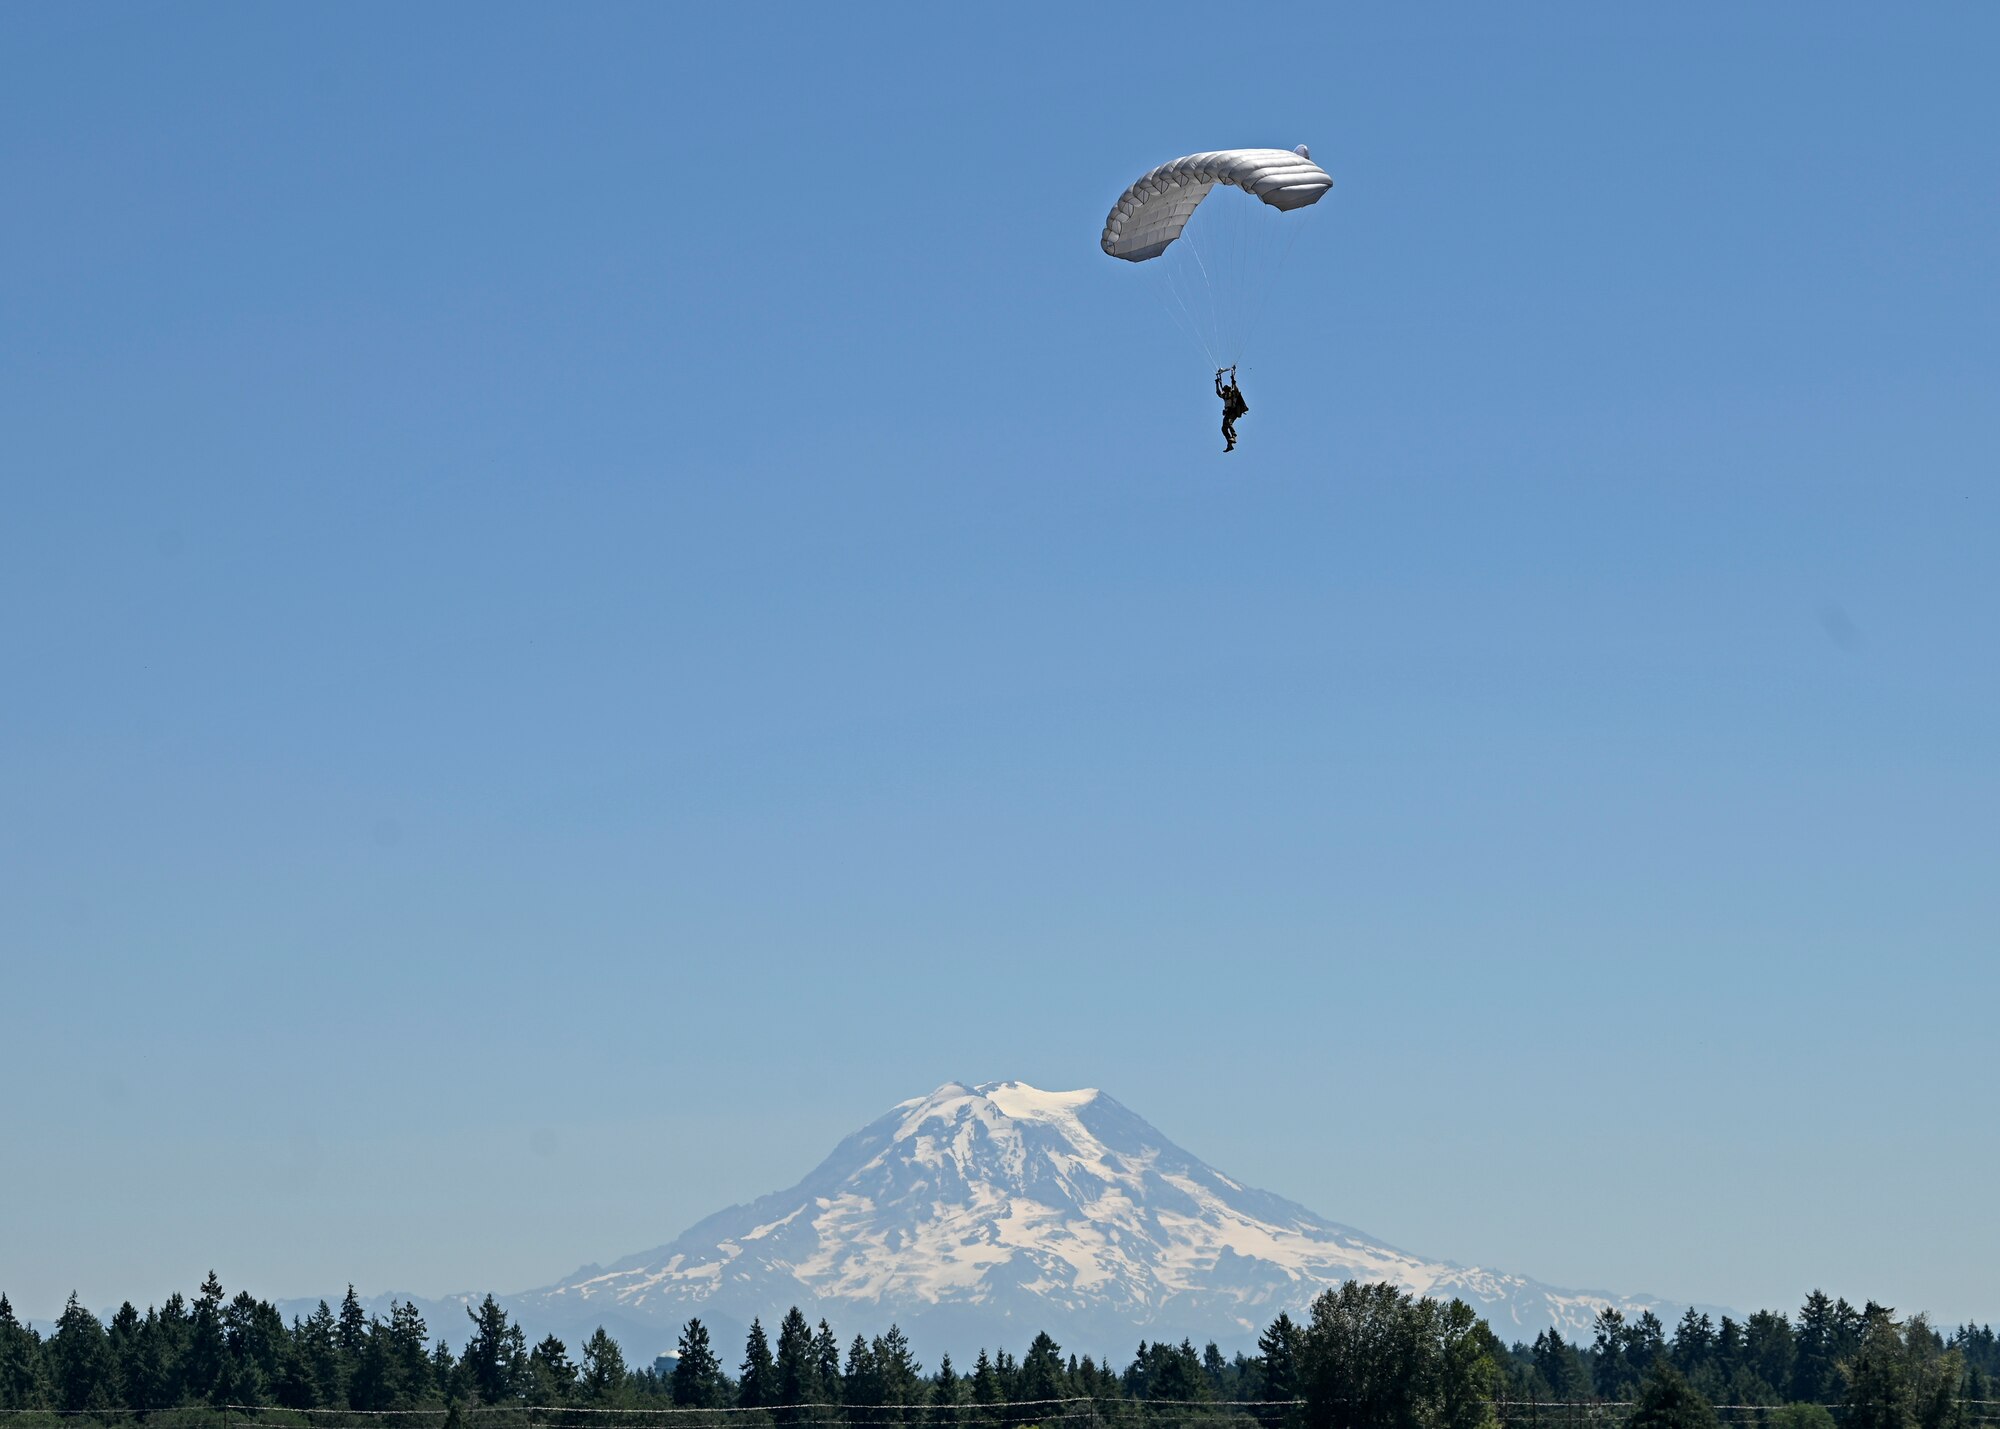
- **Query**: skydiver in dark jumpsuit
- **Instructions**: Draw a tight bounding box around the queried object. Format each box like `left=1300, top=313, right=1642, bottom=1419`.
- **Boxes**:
left=1216, top=366, right=1248, bottom=452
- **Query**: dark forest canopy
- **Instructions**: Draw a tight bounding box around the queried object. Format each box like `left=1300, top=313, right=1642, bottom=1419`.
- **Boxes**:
left=1, top=1276, right=1994, bottom=1429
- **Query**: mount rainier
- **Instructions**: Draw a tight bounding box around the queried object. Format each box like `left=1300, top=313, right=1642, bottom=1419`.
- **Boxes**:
left=456, top=1080, right=1682, bottom=1359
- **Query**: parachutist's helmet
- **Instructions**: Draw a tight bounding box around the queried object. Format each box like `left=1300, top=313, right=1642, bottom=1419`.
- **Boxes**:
left=1294, top=143, right=1311, bottom=159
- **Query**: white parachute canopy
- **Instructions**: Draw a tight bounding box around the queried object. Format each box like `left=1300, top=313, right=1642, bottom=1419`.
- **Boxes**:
left=1100, top=144, right=1331, bottom=370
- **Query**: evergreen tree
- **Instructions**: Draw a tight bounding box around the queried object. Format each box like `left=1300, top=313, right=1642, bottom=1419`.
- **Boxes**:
left=1257, top=1312, right=1305, bottom=1429
left=1531, top=1330, right=1581, bottom=1402
left=1844, top=1314, right=1917, bottom=1429
left=873, top=1325, right=923, bottom=1417
left=1712, top=1312, right=1744, bottom=1376
left=1593, top=1309, right=1637, bottom=1400
left=152, top=1293, right=192, bottom=1406
left=47, top=1294, right=111, bottom=1413
left=223, top=1290, right=287, bottom=1404
left=274, top=1323, right=319, bottom=1410
left=529, top=1334, right=578, bottom=1404
left=461, top=1296, right=527, bottom=1405
left=1628, top=1364, right=1721, bottom=1429
left=845, top=1334, right=883, bottom=1420
left=1631, top=1313, right=1667, bottom=1379
left=106, top=1301, right=161, bottom=1414
left=350, top=1317, right=393, bottom=1411
left=338, top=1286, right=369, bottom=1360
left=815, top=1321, right=845, bottom=1406
left=580, top=1327, right=629, bottom=1406
left=1796, top=1292, right=1839, bottom=1403
left=298, top=1301, right=344, bottom=1407
left=740, top=1319, right=776, bottom=1411
left=969, top=1350, right=1002, bottom=1429
left=673, top=1319, right=729, bottom=1409
left=1672, top=1313, right=1716, bottom=1377
left=429, top=1338, right=458, bottom=1402
left=1742, top=1311, right=1795, bottom=1402
left=775, top=1307, right=820, bottom=1423
left=1019, top=1332, right=1067, bottom=1403
left=0, top=1295, right=47, bottom=1410
left=183, top=1272, right=228, bottom=1405
left=930, top=1353, right=965, bottom=1429
left=384, top=1301, right=433, bottom=1407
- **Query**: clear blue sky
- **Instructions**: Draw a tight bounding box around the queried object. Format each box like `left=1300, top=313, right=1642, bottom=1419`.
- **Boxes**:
left=4, top=4, right=1996, bottom=1335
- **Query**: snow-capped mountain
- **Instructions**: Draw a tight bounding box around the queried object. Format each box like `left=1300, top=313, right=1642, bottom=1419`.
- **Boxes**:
left=500, top=1081, right=1682, bottom=1358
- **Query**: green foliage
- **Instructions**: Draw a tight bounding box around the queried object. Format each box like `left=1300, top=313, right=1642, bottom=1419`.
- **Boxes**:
left=1299, top=1280, right=1498, bottom=1429
left=673, top=1318, right=730, bottom=1409
left=1257, top=1312, right=1305, bottom=1429
left=1844, top=1311, right=1918, bottom=1429
left=528, top=1333, right=577, bottom=1404
left=580, top=1326, right=628, bottom=1406
left=460, top=1295, right=528, bottom=1406
left=47, top=1295, right=111, bottom=1413
left=1627, top=1364, right=1719, bottom=1429
left=740, top=1317, right=776, bottom=1410
left=0, top=1268, right=1991, bottom=1429
left=774, top=1306, right=821, bottom=1422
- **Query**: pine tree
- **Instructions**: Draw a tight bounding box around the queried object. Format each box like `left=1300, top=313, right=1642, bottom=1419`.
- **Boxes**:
left=930, top=1353, right=964, bottom=1429
left=873, top=1325, right=923, bottom=1417
left=740, top=1319, right=776, bottom=1410
left=673, top=1319, right=728, bottom=1409
left=1673, top=1312, right=1716, bottom=1377
left=530, top=1334, right=578, bottom=1404
left=1019, top=1332, right=1066, bottom=1403
left=296, top=1301, right=343, bottom=1407
left=430, top=1339, right=459, bottom=1402
left=1628, top=1364, right=1721, bottom=1429
left=177, top=1273, right=228, bottom=1406
left=0, top=1296, right=41, bottom=1412
left=338, top=1286, right=369, bottom=1359
left=1532, top=1330, right=1580, bottom=1402
left=815, top=1321, right=844, bottom=1406
left=223, top=1291, right=287, bottom=1405
left=47, top=1294, right=111, bottom=1413
left=350, top=1317, right=394, bottom=1411
left=775, top=1307, right=820, bottom=1424
left=1796, top=1292, right=1839, bottom=1403
left=382, top=1302, right=433, bottom=1407
left=1742, top=1311, right=1795, bottom=1402
left=1844, top=1314, right=1917, bottom=1429
left=969, top=1350, right=1001, bottom=1429
left=845, top=1334, right=882, bottom=1421
left=461, top=1296, right=526, bottom=1406
left=1258, top=1313, right=1304, bottom=1429
left=581, top=1328, right=629, bottom=1406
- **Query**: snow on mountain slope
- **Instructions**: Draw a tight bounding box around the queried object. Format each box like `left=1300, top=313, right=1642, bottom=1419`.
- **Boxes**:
left=511, top=1081, right=1682, bottom=1356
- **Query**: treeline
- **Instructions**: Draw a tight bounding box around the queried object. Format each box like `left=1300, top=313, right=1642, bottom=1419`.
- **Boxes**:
left=2, top=1274, right=1994, bottom=1429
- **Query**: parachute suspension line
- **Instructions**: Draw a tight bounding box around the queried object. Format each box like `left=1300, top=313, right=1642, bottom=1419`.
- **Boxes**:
left=1180, top=222, right=1223, bottom=371
left=1102, top=146, right=1332, bottom=373
left=1146, top=248, right=1215, bottom=372
left=1150, top=260, right=1218, bottom=373
left=1234, top=202, right=1315, bottom=367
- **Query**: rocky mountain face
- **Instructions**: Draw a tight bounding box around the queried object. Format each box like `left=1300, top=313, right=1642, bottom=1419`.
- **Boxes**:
left=480, top=1080, right=1681, bottom=1359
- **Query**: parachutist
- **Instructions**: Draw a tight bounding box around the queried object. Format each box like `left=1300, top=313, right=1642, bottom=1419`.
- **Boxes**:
left=1216, top=367, right=1248, bottom=452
